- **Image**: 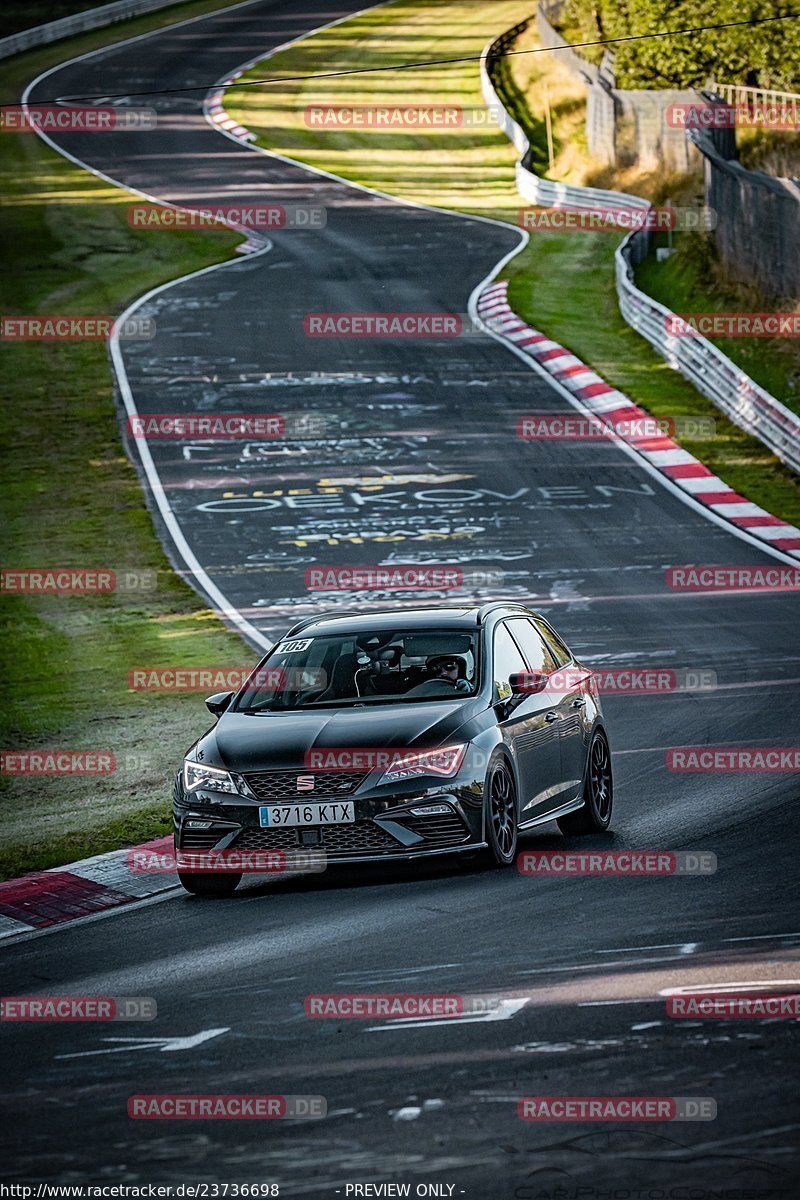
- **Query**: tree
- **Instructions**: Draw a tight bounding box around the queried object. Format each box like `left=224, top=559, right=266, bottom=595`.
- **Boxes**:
left=556, top=0, right=800, bottom=90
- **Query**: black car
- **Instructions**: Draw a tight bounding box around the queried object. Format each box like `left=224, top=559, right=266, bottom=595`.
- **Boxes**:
left=173, top=603, right=612, bottom=895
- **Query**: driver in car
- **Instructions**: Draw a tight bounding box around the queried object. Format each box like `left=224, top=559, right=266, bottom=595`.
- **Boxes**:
left=425, top=654, right=471, bottom=694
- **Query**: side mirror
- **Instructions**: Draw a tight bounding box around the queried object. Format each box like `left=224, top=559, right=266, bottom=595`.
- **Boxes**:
left=205, top=690, right=234, bottom=717
left=508, top=671, right=550, bottom=696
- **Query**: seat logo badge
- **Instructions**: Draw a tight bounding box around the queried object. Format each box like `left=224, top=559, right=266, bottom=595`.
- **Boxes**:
left=296, top=775, right=315, bottom=792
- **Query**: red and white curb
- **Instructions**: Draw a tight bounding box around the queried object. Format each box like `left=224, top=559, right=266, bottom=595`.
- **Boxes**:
left=0, top=836, right=176, bottom=941
left=204, top=73, right=267, bottom=254
left=478, top=282, right=800, bottom=559
left=206, top=71, right=257, bottom=143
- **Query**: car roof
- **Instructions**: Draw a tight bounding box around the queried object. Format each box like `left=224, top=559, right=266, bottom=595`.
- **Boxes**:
left=284, top=603, right=535, bottom=638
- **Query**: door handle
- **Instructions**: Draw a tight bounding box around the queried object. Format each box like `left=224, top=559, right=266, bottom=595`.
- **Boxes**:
left=571, top=697, right=586, bottom=708
left=545, top=711, right=559, bottom=723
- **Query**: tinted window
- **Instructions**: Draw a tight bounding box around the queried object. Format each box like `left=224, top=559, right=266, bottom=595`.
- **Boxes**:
left=493, top=622, right=528, bottom=688
left=533, top=618, right=572, bottom=668
left=506, top=618, right=558, bottom=673
left=234, top=627, right=478, bottom=710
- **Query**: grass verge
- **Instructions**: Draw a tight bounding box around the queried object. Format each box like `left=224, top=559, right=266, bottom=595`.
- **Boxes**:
left=498, top=19, right=800, bottom=415
left=0, top=0, right=259, bottom=880
left=225, top=0, right=800, bottom=527
left=635, top=232, right=800, bottom=412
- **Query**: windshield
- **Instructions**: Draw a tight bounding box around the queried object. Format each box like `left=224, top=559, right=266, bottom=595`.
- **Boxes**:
left=234, top=628, right=480, bottom=711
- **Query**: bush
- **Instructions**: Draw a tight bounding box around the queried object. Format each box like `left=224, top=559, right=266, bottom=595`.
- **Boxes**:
left=555, top=0, right=800, bottom=90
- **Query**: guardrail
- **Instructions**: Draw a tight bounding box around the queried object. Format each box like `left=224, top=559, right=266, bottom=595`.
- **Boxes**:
left=615, top=238, right=800, bottom=474
left=481, top=28, right=649, bottom=215
left=480, top=30, right=800, bottom=475
left=0, top=0, right=185, bottom=60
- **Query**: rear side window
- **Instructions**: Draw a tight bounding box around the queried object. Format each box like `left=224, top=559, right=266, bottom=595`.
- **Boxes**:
left=492, top=622, right=527, bottom=688
left=533, top=618, right=572, bottom=668
left=506, top=618, right=559, bottom=673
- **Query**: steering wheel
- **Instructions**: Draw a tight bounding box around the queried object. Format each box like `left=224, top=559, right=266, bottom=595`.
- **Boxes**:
left=427, top=677, right=471, bottom=693
left=404, top=677, right=460, bottom=698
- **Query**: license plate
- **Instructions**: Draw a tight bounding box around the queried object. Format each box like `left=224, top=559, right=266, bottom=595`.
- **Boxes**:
left=259, top=802, right=355, bottom=827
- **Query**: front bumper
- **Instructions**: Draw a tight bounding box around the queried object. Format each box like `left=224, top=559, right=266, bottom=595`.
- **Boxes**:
left=173, top=768, right=485, bottom=864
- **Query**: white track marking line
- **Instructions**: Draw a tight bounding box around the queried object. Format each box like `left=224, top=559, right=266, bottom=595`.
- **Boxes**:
left=55, top=1026, right=229, bottom=1058
left=594, top=933, right=800, bottom=954
left=108, top=259, right=274, bottom=649
left=366, top=997, right=531, bottom=1030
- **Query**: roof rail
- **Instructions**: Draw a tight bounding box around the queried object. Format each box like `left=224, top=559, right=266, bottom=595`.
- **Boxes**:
left=477, top=601, right=530, bottom=623
left=284, top=611, right=364, bottom=637
left=284, top=600, right=515, bottom=638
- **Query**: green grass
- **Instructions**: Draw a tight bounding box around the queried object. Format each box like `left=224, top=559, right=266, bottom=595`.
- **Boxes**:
left=226, top=0, right=800, bottom=529
left=0, top=0, right=262, bottom=880
left=225, top=0, right=531, bottom=219
left=635, top=231, right=800, bottom=414
left=504, top=237, right=800, bottom=528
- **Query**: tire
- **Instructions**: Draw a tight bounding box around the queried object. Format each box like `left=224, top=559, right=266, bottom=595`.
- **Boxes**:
left=485, top=757, right=518, bottom=866
left=177, top=871, right=242, bottom=897
left=557, top=729, right=613, bottom=835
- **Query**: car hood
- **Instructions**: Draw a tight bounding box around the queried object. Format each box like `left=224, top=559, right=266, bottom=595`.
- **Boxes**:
left=199, top=697, right=486, bottom=772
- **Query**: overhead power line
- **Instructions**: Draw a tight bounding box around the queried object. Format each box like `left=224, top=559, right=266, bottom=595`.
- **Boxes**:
left=7, top=12, right=799, bottom=107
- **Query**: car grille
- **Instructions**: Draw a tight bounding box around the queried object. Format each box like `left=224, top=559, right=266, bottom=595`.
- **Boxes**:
left=398, top=810, right=470, bottom=847
left=242, top=770, right=367, bottom=801
left=232, top=822, right=403, bottom=858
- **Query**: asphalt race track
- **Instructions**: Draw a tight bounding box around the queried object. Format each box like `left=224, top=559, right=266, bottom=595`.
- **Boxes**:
left=6, top=0, right=800, bottom=1193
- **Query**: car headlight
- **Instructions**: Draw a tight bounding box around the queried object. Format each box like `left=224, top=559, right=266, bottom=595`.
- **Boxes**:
left=377, top=744, right=466, bottom=786
left=183, top=759, right=240, bottom=795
